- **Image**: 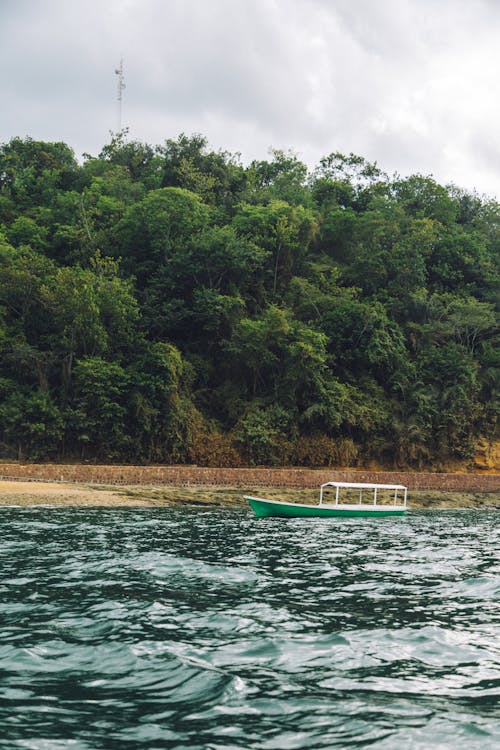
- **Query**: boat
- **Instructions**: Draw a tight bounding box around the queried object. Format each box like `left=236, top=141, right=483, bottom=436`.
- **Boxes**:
left=245, top=481, right=408, bottom=518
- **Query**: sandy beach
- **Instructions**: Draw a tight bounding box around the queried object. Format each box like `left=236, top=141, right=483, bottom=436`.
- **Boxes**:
left=0, top=479, right=498, bottom=509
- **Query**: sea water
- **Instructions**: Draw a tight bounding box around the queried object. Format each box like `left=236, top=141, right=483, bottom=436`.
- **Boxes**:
left=0, top=506, right=498, bottom=749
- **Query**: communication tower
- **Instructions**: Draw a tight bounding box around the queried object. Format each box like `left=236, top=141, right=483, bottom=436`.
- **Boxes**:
left=114, top=58, right=126, bottom=131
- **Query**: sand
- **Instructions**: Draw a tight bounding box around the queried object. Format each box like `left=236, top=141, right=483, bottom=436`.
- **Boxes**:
left=0, top=480, right=150, bottom=506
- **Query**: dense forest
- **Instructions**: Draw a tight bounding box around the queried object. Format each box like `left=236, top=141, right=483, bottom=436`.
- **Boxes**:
left=0, top=133, right=498, bottom=468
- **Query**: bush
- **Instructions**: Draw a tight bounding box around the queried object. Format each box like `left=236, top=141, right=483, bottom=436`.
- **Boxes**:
left=292, top=435, right=358, bottom=467
left=189, top=431, right=243, bottom=467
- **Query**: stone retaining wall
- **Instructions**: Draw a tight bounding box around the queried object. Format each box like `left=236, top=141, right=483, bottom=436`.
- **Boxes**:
left=1, top=464, right=499, bottom=491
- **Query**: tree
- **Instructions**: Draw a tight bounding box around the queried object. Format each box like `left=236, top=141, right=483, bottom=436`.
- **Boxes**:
left=232, top=200, right=316, bottom=296
left=445, top=297, right=497, bottom=354
left=0, top=137, right=80, bottom=209
left=160, top=133, right=247, bottom=210
left=114, top=187, right=210, bottom=282
left=41, top=254, right=139, bottom=387
left=418, top=342, right=481, bottom=459
left=6, top=216, right=48, bottom=251
left=235, top=404, right=292, bottom=465
left=0, top=390, right=63, bottom=460
left=0, top=132, right=497, bottom=467
left=321, top=295, right=408, bottom=385
left=97, top=130, right=163, bottom=190
left=247, top=149, right=311, bottom=206
left=69, top=357, right=129, bottom=460
left=224, top=306, right=346, bottom=433
left=391, top=175, right=458, bottom=225
left=127, top=342, right=199, bottom=462
left=314, top=151, right=385, bottom=187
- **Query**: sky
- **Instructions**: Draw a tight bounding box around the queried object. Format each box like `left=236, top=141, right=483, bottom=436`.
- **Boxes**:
left=1, top=0, right=500, bottom=198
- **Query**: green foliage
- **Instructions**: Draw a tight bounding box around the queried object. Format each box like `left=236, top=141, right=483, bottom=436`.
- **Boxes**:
left=0, top=137, right=79, bottom=209
left=6, top=216, right=48, bottom=251
left=418, top=342, right=481, bottom=460
left=69, top=357, right=129, bottom=460
left=0, top=132, right=498, bottom=466
left=115, top=186, right=210, bottom=282
left=0, top=390, right=63, bottom=460
left=97, top=130, right=163, bottom=190
left=391, top=175, right=459, bottom=225
left=233, top=199, right=316, bottom=295
left=321, top=295, right=408, bottom=384
left=160, top=133, right=247, bottom=210
left=235, top=403, right=293, bottom=465
left=248, top=149, right=311, bottom=206
left=127, top=342, right=200, bottom=463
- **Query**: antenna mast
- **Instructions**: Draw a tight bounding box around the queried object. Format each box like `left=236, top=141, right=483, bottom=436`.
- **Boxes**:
left=114, top=58, right=125, bottom=131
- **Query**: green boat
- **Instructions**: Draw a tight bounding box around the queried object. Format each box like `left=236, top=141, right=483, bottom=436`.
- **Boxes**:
left=245, top=481, right=408, bottom=518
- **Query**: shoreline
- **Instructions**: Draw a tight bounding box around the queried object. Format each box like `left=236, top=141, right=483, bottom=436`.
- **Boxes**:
left=0, top=480, right=498, bottom=509
left=1, top=464, right=499, bottom=494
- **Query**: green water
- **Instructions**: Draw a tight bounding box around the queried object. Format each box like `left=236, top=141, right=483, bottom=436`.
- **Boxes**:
left=0, top=507, right=498, bottom=749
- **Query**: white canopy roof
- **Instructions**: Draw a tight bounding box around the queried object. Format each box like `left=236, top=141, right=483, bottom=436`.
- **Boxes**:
left=321, top=481, right=407, bottom=491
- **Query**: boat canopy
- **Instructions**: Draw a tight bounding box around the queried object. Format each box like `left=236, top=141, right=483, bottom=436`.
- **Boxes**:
left=320, top=481, right=407, bottom=507
left=321, top=481, right=407, bottom=491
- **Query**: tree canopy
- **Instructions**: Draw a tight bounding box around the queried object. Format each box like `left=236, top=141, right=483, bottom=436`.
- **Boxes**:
left=0, top=134, right=498, bottom=468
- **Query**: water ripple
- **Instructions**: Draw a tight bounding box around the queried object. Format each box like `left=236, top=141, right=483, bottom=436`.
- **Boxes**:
left=0, top=506, right=498, bottom=749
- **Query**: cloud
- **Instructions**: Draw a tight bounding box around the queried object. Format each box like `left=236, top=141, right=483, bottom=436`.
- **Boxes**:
left=1, top=0, right=500, bottom=197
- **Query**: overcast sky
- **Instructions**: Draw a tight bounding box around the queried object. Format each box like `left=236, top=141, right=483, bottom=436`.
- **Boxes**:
left=2, top=0, right=500, bottom=197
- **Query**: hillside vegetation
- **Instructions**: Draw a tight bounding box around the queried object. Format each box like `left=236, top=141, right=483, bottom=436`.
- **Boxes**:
left=0, top=133, right=498, bottom=467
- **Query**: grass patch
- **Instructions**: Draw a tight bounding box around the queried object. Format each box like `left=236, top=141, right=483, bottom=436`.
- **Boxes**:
left=113, top=486, right=499, bottom=509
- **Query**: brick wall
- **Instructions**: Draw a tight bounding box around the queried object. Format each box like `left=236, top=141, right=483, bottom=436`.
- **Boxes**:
left=0, top=463, right=499, bottom=491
